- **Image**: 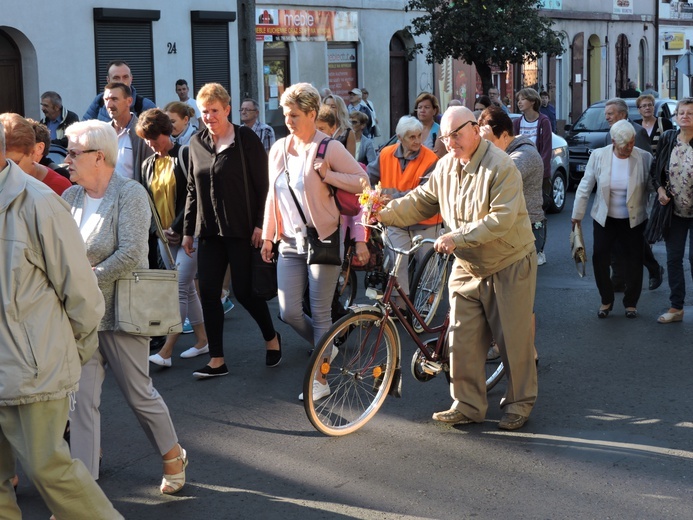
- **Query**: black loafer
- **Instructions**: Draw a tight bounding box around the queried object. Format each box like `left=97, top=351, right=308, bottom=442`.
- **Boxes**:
left=625, top=309, right=638, bottom=319
left=649, top=266, right=664, bottom=290
left=597, top=303, right=613, bottom=319
left=266, top=333, right=282, bottom=367
left=192, top=364, right=229, bottom=379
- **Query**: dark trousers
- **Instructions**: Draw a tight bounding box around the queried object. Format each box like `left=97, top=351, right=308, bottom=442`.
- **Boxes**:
left=593, top=218, right=645, bottom=308
left=611, top=240, right=660, bottom=282
left=197, top=236, right=276, bottom=358
left=664, top=214, right=693, bottom=310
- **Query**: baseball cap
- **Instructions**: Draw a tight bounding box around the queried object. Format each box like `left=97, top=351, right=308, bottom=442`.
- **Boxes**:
left=349, top=88, right=362, bottom=96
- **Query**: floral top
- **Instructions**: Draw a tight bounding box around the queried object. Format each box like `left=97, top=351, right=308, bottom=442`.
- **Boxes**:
left=668, top=140, right=693, bottom=217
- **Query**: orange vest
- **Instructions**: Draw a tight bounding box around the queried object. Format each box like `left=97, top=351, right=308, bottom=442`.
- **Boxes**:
left=380, top=145, right=442, bottom=226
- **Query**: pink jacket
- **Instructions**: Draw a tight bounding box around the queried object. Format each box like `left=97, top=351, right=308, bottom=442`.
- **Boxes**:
left=263, top=131, right=368, bottom=242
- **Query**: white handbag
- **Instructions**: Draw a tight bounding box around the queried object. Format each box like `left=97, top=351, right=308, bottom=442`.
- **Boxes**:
left=114, top=195, right=183, bottom=336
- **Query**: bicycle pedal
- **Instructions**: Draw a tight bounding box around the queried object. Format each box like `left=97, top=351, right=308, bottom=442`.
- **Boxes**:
left=421, top=360, right=443, bottom=376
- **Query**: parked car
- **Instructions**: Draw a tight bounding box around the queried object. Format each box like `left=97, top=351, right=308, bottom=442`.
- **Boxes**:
left=564, top=98, right=677, bottom=187
left=377, top=120, right=570, bottom=213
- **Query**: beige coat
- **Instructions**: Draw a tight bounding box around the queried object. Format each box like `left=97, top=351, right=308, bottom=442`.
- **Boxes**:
left=0, top=160, right=104, bottom=406
left=571, top=145, right=653, bottom=228
left=380, top=139, right=535, bottom=279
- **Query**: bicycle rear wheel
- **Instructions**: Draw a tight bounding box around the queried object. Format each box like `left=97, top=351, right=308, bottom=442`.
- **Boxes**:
left=485, top=359, right=506, bottom=391
left=410, top=248, right=450, bottom=333
left=303, top=310, right=398, bottom=436
left=336, top=267, right=358, bottom=311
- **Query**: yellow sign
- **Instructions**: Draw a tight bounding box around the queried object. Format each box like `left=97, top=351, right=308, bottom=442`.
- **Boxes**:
left=665, top=32, right=685, bottom=51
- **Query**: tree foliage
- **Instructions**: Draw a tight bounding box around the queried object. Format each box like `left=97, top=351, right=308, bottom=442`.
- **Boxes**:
left=405, top=0, right=565, bottom=93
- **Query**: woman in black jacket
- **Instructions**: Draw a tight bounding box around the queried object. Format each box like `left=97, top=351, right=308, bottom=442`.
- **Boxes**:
left=181, top=83, right=280, bottom=377
left=136, top=109, right=209, bottom=366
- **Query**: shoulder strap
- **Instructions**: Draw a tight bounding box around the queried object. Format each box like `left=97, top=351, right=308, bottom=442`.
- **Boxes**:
left=658, top=117, right=663, bottom=136
left=283, top=137, right=308, bottom=226
left=316, top=137, right=331, bottom=159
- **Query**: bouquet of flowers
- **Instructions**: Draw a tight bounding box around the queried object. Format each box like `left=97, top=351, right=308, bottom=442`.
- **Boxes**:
left=358, top=181, right=386, bottom=233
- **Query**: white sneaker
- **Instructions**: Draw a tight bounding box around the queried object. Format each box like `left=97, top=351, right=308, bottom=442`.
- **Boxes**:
left=299, top=379, right=331, bottom=402
left=298, top=346, right=338, bottom=401
left=537, top=251, right=546, bottom=266
left=149, top=354, right=172, bottom=367
left=180, top=344, right=210, bottom=358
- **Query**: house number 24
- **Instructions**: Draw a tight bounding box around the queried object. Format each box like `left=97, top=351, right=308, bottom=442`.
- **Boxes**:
left=167, top=42, right=177, bottom=54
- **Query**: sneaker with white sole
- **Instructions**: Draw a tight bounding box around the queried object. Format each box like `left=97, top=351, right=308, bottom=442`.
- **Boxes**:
left=149, top=353, right=172, bottom=367
left=180, top=344, right=209, bottom=358
left=298, top=346, right=338, bottom=400
left=298, top=379, right=331, bottom=402
left=537, top=251, right=546, bottom=266
left=182, top=318, right=193, bottom=334
left=222, top=298, right=234, bottom=314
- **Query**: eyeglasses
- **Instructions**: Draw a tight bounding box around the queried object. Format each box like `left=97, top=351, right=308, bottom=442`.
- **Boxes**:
left=638, top=103, right=654, bottom=109
left=439, top=121, right=478, bottom=142
left=67, top=149, right=99, bottom=159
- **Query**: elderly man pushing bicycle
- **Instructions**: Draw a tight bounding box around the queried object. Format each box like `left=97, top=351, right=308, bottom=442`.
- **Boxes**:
left=378, top=106, right=538, bottom=431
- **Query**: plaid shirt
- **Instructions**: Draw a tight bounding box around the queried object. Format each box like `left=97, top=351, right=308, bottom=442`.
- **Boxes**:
left=248, top=121, right=276, bottom=154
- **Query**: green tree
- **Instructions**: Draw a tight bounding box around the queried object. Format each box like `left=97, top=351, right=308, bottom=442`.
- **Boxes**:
left=406, top=0, right=564, bottom=95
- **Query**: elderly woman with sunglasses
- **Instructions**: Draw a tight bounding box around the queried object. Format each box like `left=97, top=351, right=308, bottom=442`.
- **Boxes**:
left=62, top=120, right=188, bottom=495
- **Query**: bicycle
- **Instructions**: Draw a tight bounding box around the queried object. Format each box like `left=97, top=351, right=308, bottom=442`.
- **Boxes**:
left=302, top=226, right=506, bottom=436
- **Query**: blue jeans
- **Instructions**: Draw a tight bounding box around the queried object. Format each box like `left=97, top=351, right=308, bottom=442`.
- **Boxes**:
left=664, top=214, right=693, bottom=310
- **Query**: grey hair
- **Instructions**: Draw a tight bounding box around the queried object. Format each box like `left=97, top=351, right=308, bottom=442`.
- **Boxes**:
left=605, top=98, right=628, bottom=116
left=41, top=91, right=63, bottom=107
left=610, top=119, right=635, bottom=146
left=0, top=123, right=5, bottom=155
left=65, top=120, right=119, bottom=167
left=242, top=98, right=260, bottom=111
left=396, top=116, right=423, bottom=139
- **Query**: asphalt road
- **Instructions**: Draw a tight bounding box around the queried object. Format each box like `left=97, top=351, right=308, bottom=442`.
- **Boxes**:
left=17, top=191, right=693, bottom=519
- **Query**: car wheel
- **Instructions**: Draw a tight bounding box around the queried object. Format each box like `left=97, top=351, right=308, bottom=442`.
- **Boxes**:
left=548, top=169, right=566, bottom=214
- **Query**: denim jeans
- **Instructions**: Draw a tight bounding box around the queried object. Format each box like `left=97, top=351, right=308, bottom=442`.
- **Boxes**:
left=664, top=214, right=693, bottom=310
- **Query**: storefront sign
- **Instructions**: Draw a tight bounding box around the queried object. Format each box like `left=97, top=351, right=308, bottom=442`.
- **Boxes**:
left=665, top=32, right=685, bottom=51
left=256, top=9, right=359, bottom=42
left=328, top=47, right=357, bottom=98
left=613, top=0, right=633, bottom=15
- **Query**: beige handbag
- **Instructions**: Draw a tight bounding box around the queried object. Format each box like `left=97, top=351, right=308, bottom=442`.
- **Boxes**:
left=114, top=195, right=183, bottom=336
left=570, top=224, right=587, bottom=278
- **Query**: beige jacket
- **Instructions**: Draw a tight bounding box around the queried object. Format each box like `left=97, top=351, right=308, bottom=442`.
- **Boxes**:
left=380, top=139, right=535, bottom=279
left=571, top=145, right=653, bottom=228
left=0, top=160, right=105, bottom=406
left=262, top=130, right=368, bottom=242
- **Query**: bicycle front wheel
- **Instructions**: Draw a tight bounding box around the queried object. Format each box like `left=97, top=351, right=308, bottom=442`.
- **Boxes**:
left=303, top=310, right=398, bottom=436
left=410, top=248, right=450, bottom=333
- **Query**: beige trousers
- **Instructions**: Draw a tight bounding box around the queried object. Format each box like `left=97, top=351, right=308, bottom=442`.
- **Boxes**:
left=0, top=398, right=122, bottom=520
left=448, top=252, right=538, bottom=421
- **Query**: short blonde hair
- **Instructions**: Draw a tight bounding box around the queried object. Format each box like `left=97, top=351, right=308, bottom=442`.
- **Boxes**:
left=281, top=83, right=321, bottom=116
left=197, top=83, right=231, bottom=108
left=65, top=120, right=119, bottom=168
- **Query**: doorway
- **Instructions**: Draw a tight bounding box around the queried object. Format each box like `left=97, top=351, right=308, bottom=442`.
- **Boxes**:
left=389, top=33, right=410, bottom=138
left=0, top=29, right=23, bottom=114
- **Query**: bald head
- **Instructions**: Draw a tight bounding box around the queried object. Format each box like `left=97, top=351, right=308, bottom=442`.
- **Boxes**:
left=440, top=107, right=480, bottom=162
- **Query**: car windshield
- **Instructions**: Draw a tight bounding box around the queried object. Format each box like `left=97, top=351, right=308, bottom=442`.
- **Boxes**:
left=572, top=106, right=609, bottom=132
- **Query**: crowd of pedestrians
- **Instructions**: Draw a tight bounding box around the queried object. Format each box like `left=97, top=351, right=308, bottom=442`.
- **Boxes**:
left=1, top=59, right=688, bottom=518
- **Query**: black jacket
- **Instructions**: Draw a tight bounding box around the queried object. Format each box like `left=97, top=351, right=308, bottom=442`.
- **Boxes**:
left=650, top=129, right=693, bottom=191
left=183, top=125, right=268, bottom=239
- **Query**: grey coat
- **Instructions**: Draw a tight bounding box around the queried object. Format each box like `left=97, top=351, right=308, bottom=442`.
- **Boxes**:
left=62, top=173, right=151, bottom=330
left=505, top=136, right=545, bottom=224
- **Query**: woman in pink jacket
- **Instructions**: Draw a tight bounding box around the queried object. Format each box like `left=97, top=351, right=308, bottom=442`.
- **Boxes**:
left=261, top=83, right=367, bottom=401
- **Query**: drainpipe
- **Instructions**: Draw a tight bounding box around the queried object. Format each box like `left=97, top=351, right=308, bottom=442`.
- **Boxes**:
left=655, top=0, right=660, bottom=90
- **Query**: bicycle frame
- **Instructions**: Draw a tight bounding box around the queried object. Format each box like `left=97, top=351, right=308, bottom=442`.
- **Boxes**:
left=367, top=235, right=450, bottom=365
